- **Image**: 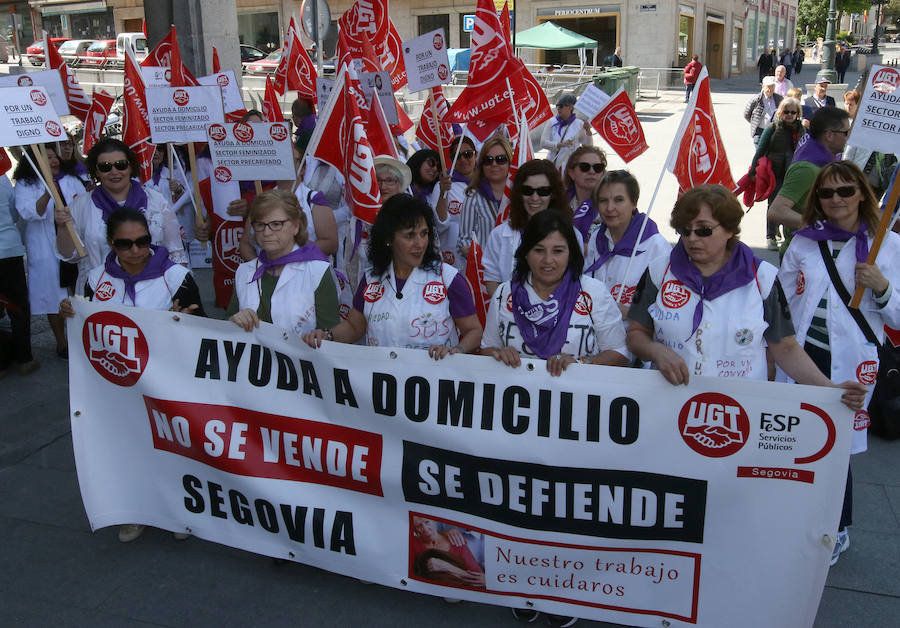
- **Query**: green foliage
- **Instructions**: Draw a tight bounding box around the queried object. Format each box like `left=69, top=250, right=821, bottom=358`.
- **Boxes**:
left=798, top=0, right=828, bottom=40
left=836, top=30, right=854, bottom=44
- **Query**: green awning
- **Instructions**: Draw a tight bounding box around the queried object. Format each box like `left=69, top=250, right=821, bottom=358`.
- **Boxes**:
left=514, top=21, right=598, bottom=50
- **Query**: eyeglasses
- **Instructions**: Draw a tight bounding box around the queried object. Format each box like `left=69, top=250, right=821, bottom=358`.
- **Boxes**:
left=816, top=185, right=857, bottom=199
left=576, top=162, right=605, bottom=173
left=828, top=128, right=850, bottom=136
left=251, top=219, right=289, bottom=232
left=457, top=150, right=476, bottom=159
left=675, top=223, right=721, bottom=238
left=97, top=160, right=130, bottom=173
left=483, top=154, right=509, bottom=166
left=377, top=176, right=400, bottom=186
left=521, top=185, right=553, bottom=197
left=112, top=235, right=152, bottom=251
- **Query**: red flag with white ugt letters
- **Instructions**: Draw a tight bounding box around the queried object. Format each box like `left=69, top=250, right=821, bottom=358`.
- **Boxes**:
left=82, top=89, right=115, bottom=156
left=590, top=87, right=648, bottom=163
left=122, top=47, right=155, bottom=183
left=44, top=31, right=91, bottom=122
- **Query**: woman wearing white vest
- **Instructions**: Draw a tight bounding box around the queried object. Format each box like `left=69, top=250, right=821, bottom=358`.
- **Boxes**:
left=303, top=194, right=482, bottom=358
left=482, top=209, right=629, bottom=376
left=59, top=207, right=203, bottom=544
left=483, top=159, right=572, bottom=296
left=229, top=190, right=340, bottom=338
left=778, top=161, right=900, bottom=564
left=54, top=138, right=186, bottom=296
left=583, top=170, right=671, bottom=317
left=626, top=184, right=866, bottom=408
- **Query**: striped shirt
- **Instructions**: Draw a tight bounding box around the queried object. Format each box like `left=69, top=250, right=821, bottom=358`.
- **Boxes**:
left=457, top=189, right=499, bottom=254
left=805, top=240, right=844, bottom=352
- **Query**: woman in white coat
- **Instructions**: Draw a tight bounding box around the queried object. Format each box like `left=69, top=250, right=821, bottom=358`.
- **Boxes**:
left=144, top=145, right=192, bottom=242
left=778, top=161, right=900, bottom=565
left=14, top=145, right=86, bottom=357
left=541, top=93, right=593, bottom=171
left=54, top=138, right=185, bottom=295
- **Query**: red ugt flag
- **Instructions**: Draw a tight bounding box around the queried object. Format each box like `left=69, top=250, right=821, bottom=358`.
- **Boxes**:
left=143, top=26, right=199, bottom=86
left=122, top=47, right=155, bottom=183
left=82, top=89, right=115, bottom=156
left=263, top=75, right=285, bottom=123
left=665, top=66, right=735, bottom=193
left=44, top=31, right=91, bottom=121
left=415, top=86, right=455, bottom=164
left=590, top=87, right=648, bottom=163
left=464, top=236, right=489, bottom=328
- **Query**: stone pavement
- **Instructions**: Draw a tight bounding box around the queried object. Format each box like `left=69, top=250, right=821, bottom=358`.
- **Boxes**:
left=3, top=49, right=900, bottom=627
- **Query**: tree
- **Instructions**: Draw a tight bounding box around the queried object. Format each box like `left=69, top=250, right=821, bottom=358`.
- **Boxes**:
left=797, top=0, right=883, bottom=40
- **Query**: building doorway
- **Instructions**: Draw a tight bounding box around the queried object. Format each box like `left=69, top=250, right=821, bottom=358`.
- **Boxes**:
left=705, top=19, right=724, bottom=78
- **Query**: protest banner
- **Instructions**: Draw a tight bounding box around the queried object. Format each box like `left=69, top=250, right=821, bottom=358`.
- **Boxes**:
left=198, top=71, right=244, bottom=115
left=846, top=65, right=900, bottom=156
left=68, top=300, right=851, bottom=627
left=359, top=71, right=397, bottom=125
left=140, top=66, right=171, bottom=88
left=207, top=121, right=294, bottom=182
left=316, top=77, right=335, bottom=111
left=401, top=28, right=450, bottom=94
left=0, top=69, right=70, bottom=116
left=146, top=85, right=225, bottom=144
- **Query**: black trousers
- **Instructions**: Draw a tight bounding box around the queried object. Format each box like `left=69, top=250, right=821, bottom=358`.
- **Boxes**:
left=0, top=256, right=33, bottom=368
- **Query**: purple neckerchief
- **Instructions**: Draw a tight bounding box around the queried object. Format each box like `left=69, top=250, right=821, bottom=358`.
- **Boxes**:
left=794, top=219, right=869, bottom=263
left=103, top=245, right=174, bottom=304
left=552, top=113, right=577, bottom=134
left=250, top=243, right=329, bottom=282
left=585, top=212, right=659, bottom=274
left=73, top=162, right=88, bottom=178
left=297, top=114, right=317, bottom=134
left=572, top=194, right=597, bottom=242
left=476, top=179, right=502, bottom=207
left=92, top=180, right=148, bottom=222
left=510, top=271, right=582, bottom=359
left=669, top=240, right=761, bottom=338
left=791, top=135, right=835, bottom=167
left=151, top=163, right=163, bottom=186
left=413, top=181, right=437, bottom=201
left=450, top=171, right=471, bottom=185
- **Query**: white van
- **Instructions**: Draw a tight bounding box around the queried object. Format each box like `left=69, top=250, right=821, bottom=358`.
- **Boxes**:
left=115, top=32, right=147, bottom=65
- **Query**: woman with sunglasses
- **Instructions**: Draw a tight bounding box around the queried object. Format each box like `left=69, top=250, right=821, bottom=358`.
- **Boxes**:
left=13, top=144, right=86, bottom=358
left=583, top=170, right=670, bottom=317
left=433, top=135, right=477, bottom=270
left=482, top=159, right=571, bottom=296
left=563, top=146, right=607, bottom=242
left=458, top=135, right=512, bottom=261
left=778, top=162, right=900, bottom=564
left=303, top=194, right=482, bottom=358
left=54, top=138, right=185, bottom=295
left=626, top=185, right=866, bottom=405
left=228, top=190, right=340, bottom=337
left=749, top=97, right=806, bottom=250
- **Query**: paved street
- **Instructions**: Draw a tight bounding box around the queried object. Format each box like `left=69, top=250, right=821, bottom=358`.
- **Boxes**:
left=2, top=48, right=900, bottom=626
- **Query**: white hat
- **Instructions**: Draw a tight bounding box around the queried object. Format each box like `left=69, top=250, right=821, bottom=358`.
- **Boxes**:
left=762, top=76, right=777, bottom=86
left=373, top=155, right=413, bottom=191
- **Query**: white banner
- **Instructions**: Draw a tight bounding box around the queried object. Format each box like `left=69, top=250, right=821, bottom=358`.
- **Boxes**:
left=207, top=121, right=294, bottom=182
left=146, top=85, right=225, bottom=143
left=573, top=84, right=611, bottom=120
left=0, top=86, right=65, bottom=146
left=140, top=66, right=170, bottom=88
left=0, top=69, right=70, bottom=116
left=359, top=71, right=398, bottom=125
left=68, top=301, right=852, bottom=627
left=402, top=28, right=451, bottom=93
left=197, top=71, right=245, bottom=115
left=846, top=65, right=900, bottom=156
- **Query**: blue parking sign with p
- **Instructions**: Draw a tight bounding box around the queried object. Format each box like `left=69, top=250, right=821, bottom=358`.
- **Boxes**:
left=463, top=14, right=475, bottom=32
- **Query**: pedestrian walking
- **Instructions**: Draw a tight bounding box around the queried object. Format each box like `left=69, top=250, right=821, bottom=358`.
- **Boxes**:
left=683, top=54, right=702, bottom=103
left=744, top=76, right=783, bottom=146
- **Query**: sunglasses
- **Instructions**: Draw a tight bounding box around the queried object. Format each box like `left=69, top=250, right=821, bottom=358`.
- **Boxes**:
left=251, top=219, right=289, bottom=232
left=97, top=160, right=130, bottom=173
left=457, top=150, right=476, bottom=159
left=522, top=185, right=553, bottom=197
left=576, top=162, right=605, bottom=173
left=816, top=185, right=857, bottom=199
left=675, top=224, right=720, bottom=238
left=782, top=110, right=799, bottom=115
left=112, top=235, right=152, bottom=251
left=483, top=154, right=509, bottom=166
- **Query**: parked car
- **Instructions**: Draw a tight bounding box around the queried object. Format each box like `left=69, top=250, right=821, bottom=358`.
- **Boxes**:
left=244, top=48, right=282, bottom=75
left=115, top=32, right=147, bottom=65
left=81, top=39, right=116, bottom=67
left=57, top=39, right=94, bottom=66
left=240, top=44, right=266, bottom=63
left=25, top=37, right=69, bottom=66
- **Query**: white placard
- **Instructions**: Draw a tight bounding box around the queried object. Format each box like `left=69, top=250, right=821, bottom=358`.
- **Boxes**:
left=316, top=76, right=335, bottom=110
left=197, top=70, right=244, bottom=115
left=573, top=84, right=611, bottom=120
left=207, top=121, right=295, bottom=182
left=146, top=85, right=225, bottom=144
left=188, top=239, right=213, bottom=268
left=401, top=28, right=451, bottom=93
left=0, top=69, right=70, bottom=116
left=140, top=66, right=170, bottom=88
left=0, top=86, right=65, bottom=146
left=846, top=65, right=900, bottom=156
left=359, top=71, right=398, bottom=125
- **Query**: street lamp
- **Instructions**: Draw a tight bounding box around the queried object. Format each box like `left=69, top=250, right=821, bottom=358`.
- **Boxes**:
left=817, top=0, right=837, bottom=83
left=872, top=0, right=888, bottom=55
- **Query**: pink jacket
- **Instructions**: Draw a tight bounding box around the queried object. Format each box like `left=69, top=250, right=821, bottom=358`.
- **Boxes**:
left=683, top=61, right=702, bottom=85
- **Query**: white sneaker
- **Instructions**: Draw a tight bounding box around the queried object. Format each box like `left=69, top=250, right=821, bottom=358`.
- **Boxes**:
left=830, top=529, right=850, bottom=566
left=118, top=524, right=145, bottom=543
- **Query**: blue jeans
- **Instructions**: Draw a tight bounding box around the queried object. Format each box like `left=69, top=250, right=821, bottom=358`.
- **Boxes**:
left=685, top=83, right=695, bottom=102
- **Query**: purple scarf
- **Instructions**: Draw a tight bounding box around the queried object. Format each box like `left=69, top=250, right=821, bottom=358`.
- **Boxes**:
left=793, top=219, right=869, bottom=263
left=476, top=179, right=502, bottom=208
left=151, top=162, right=163, bottom=186
left=92, top=180, right=149, bottom=222
left=250, top=243, right=329, bottom=282
left=450, top=171, right=471, bottom=185
left=669, top=240, right=761, bottom=338
left=791, top=135, right=835, bottom=167
left=510, top=271, right=582, bottom=359
left=412, top=181, right=437, bottom=201
left=103, top=245, right=174, bottom=304
left=585, top=213, right=660, bottom=274
left=568, top=186, right=597, bottom=241
left=552, top=113, right=577, bottom=135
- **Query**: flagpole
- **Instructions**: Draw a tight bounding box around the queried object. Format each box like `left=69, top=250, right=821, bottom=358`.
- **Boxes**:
left=429, top=88, right=447, bottom=173
left=612, top=167, right=666, bottom=304
left=186, top=143, right=206, bottom=240
left=449, top=123, right=467, bottom=174
left=504, top=77, right=519, bottom=131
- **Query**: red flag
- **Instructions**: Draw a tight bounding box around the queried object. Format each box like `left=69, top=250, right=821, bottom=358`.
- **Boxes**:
left=212, top=46, right=221, bottom=73
left=143, top=26, right=199, bottom=86
left=590, top=87, right=648, bottom=163
left=306, top=71, right=348, bottom=173
left=82, top=89, right=115, bottom=156
left=0, top=148, right=11, bottom=176
left=122, top=46, right=155, bottom=183
left=416, top=86, right=455, bottom=164
left=665, top=67, right=736, bottom=192
left=341, top=72, right=383, bottom=223
left=141, top=19, right=147, bottom=38
left=44, top=31, right=91, bottom=122
left=496, top=112, right=534, bottom=226
left=500, top=3, right=513, bottom=54
left=365, top=91, right=400, bottom=159
left=274, top=17, right=318, bottom=99
left=464, top=236, right=489, bottom=328
left=384, top=19, right=408, bottom=90
left=263, top=75, right=285, bottom=122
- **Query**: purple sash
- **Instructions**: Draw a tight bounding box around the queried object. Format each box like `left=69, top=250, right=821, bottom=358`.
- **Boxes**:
left=793, top=219, right=869, bottom=263
left=570, top=188, right=597, bottom=241
left=510, top=271, right=582, bottom=359
left=92, top=180, right=149, bottom=222
left=585, top=213, right=659, bottom=274
left=791, top=135, right=835, bottom=167
left=669, top=240, right=761, bottom=338
left=250, top=243, right=329, bottom=282
left=103, top=245, right=174, bottom=304
left=450, top=171, right=471, bottom=185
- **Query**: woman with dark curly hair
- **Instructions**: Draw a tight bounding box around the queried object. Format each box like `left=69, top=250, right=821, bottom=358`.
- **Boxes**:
left=303, top=194, right=482, bottom=358
left=482, top=159, right=571, bottom=295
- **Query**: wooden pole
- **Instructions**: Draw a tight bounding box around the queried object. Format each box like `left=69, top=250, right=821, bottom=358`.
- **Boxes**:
left=186, top=142, right=206, bottom=240
left=166, top=143, right=174, bottom=192
left=429, top=89, right=447, bottom=173
left=33, top=144, right=86, bottom=258
left=850, top=179, right=900, bottom=308
left=254, top=180, right=263, bottom=196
